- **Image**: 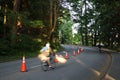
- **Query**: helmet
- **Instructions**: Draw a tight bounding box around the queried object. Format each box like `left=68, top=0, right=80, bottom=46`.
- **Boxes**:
left=46, top=42, right=50, bottom=47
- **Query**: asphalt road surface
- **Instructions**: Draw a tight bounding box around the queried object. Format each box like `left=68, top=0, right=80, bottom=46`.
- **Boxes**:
left=0, top=44, right=120, bottom=80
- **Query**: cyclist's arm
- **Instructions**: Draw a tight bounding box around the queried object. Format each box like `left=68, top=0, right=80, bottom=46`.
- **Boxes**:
left=49, top=47, right=54, bottom=56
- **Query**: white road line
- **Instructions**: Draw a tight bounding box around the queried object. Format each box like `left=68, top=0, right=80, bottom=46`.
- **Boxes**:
left=30, top=65, right=41, bottom=69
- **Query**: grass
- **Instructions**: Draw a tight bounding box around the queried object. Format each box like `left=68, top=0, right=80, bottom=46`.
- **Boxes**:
left=116, top=48, right=120, bottom=52
left=107, top=47, right=120, bottom=53
left=0, top=49, right=61, bottom=63
left=0, top=51, right=40, bottom=63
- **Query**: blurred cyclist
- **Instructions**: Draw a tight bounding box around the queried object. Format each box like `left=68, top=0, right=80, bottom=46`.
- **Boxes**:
left=98, top=44, right=102, bottom=53
left=39, top=42, right=53, bottom=67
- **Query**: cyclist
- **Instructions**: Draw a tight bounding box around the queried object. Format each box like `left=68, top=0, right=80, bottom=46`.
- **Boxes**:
left=98, top=44, right=102, bottom=53
left=39, top=42, right=53, bottom=68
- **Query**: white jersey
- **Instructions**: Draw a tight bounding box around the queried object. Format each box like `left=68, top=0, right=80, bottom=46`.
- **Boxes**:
left=40, top=46, right=51, bottom=53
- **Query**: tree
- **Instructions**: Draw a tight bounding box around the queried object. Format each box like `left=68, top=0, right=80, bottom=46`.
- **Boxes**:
left=58, top=7, right=73, bottom=44
left=49, top=0, right=60, bottom=43
left=93, top=0, right=120, bottom=47
left=10, top=0, right=20, bottom=46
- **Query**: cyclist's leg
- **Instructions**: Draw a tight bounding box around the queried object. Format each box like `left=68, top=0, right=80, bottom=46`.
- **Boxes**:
left=46, top=57, right=51, bottom=67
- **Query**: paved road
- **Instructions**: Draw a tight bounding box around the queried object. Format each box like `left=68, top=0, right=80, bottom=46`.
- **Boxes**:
left=0, top=45, right=119, bottom=80
left=102, top=48, right=120, bottom=80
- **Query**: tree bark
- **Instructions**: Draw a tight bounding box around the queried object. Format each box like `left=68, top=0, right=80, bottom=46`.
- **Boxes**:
left=11, top=0, right=20, bottom=45
left=49, top=0, right=58, bottom=43
left=13, top=0, right=20, bottom=12
left=49, top=0, right=53, bottom=41
left=84, top=0, right=88, bottom=46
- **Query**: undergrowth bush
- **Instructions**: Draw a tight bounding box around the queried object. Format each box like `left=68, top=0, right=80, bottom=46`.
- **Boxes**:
left=16, top=34, right=41, bottom=52
left=0, top=34, right=41, bottom=56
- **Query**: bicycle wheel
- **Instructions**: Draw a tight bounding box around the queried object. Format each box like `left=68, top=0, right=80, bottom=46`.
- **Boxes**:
left=50, top=57, right=56, bottom=69
left=41, top=61, right=49, bottom=71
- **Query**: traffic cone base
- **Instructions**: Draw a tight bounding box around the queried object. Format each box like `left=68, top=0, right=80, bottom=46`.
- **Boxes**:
left=54, top=55, right=58, bottom=63
left=65, top=56, right=69, bottom=59
left=21, top=62, right=27, bottom=72
left=54, top=58, right=58, bottom=63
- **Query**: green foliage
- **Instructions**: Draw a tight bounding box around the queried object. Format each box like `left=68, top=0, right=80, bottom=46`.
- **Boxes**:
left=7, top=12, right=18, bottom=27
left=0, top=34, right=41, bottom=56
left=59, top=20, right=74, bottom=44
left=29, top=0, right=50, bottom=26
left=0, top=0, right=64, bottom=59
left=30, top=20, right=44, bottom=28
left=66, top=0, right=120, bottom=48
left=0, top=11, right=3, bottom=35
left=93, top=0, right=120, bottom=47
left=72, top=33, right=82, bottom=45
left=15, top=34, right=41, bottom=52
left=0, top=39, right=11, bottom=55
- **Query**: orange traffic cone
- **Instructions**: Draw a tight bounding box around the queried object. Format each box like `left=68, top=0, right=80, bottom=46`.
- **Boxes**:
left=78, top=49, right=81, bottom=54
left=21, top=56, right=27, bottom=72
left=73, top=51, right=76, bottom=56
left=65, top=52, right=69, bottom=60
left=54, top=54, right=58, bottom=63
left=81, top=48, right=84, bottom=52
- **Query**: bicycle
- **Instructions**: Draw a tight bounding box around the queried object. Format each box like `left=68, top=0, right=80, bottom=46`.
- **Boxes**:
left=40, top=55, right=56, bottom=71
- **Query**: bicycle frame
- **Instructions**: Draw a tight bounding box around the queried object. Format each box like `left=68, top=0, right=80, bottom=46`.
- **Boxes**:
left=41, top=56, right=56, bottom=71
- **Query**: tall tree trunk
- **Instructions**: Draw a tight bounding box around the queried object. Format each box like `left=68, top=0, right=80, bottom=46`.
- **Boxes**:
left=3, top=4, right=7, bottom=39
left=93, top=31, right=97, bottom=46
left=49, top=0, right=53, bottom=41
left=84, top=0, right=88, bottom=46
left=49, top=0, right=57, bottom=43
left=53, top=0, right=57, bottom=32
left=52, top=0, right=57, bottom=43
left=13, top=0, right=20, bottom=12
left=80, top=27, right=84, bottom=45
left=80, top=6, right=84, bottom=45
left=11, top=0, right=20, bottom=46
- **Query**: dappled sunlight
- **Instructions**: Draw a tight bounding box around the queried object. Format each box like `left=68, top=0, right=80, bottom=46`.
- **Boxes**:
left=92, top=69, right=100, bottom=76
left=104, top=74, right=116, bottom=80
left=73, top=57, right=115, bottom=80
left=55, top=55, right=67, bottom=64
left=38, top=54, right=67, bottom=64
